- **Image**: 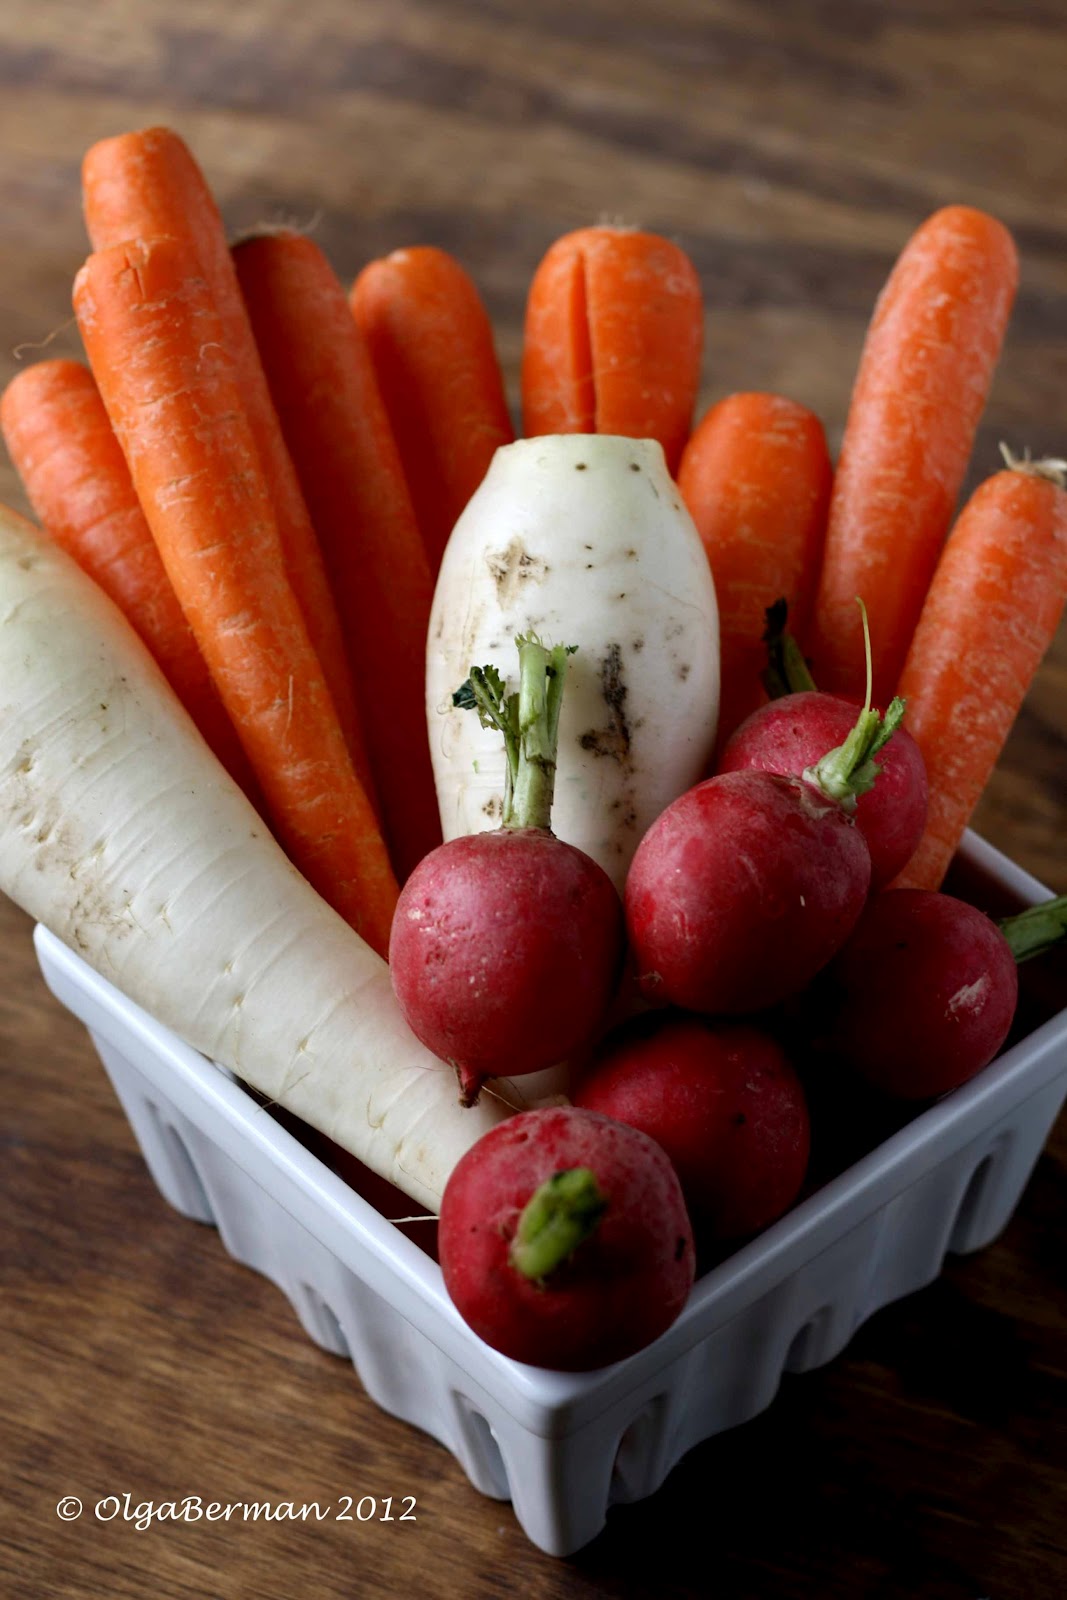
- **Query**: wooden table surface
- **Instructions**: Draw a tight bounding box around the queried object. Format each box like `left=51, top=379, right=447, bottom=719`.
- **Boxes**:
left=2, top=3, right=1066, bottom=1596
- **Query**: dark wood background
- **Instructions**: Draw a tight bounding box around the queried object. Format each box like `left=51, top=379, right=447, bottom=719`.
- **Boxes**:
left=2, top=2, right=1065, bottom=1596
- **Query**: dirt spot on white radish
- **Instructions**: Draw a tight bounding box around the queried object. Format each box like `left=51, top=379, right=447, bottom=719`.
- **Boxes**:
left=578, top=643, right=631, bottom=765
left=577, top=643, right=640, bottom=837
left=485, top=539, right=549, bottom=606
left=609, top=796, right=638, bottom=829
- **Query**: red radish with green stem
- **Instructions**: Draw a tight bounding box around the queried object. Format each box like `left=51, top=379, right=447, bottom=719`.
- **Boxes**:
left=390, top=635, right=624, bottom=1103
left=626, top=608, right=903, bottom=1014
left=438, top=1106, right=695, bottom=1370
left=574, top=1014, right=810, bottom=1241
left=720, top=599, right=928, bottom=889
left=820, top=888, right=1067, bottom=1100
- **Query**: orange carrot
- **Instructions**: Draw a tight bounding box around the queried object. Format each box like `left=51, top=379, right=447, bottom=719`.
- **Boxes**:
left=677, top=392, right=832, bottom=753
left=349, top=246, right=514, bottom=573
left=74, top=236, right=398, bottom=954
left=1, top=359, right=259, bottom=797
left=521, top=226, right=703, bottom=475
left=893, top=453, right=1067, bottom=891
left=234, top=230, right=441, bottom=880
left=80, top=126, right=366, bottom=770
left=805, top=206, right=1018, bottom=705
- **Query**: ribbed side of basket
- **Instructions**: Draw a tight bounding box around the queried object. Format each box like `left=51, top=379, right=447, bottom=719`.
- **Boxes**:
left=89, top=1028, right=1066, bottom=1557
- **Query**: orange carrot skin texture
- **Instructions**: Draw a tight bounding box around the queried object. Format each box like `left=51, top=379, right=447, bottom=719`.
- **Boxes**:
left=678, top=392, right=832, bottom=752
left=80, top=127, right=365, bottom=772
left=349, top=246, right=514, bottom=574
left=73, top=238, right=398, bottom=955
left=893, top=466, right=1067, bottom=891
left=235, top=232, right=442, bottom=880
left=521, top=226, right=703, bottom=476
left=1, top=359, right=258, bottom=798
left=806, top=206, right=1018, bottom=705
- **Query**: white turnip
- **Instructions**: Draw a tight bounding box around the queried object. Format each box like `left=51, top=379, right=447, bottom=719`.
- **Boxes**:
left=426, top=435, right=720, bottom=893
left=0, top=503, right=505, bottom=1211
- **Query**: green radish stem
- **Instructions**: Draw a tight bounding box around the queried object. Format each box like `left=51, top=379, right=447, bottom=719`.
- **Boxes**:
left=802, top=597, right=906, bottom=812
left=508, top=1167, right=607, bottom=1281
left=999, top=894, right=1067, bottom=963
left=453, top=635, right=577, bottom=830
left=762, top=598, right=817, bottom=698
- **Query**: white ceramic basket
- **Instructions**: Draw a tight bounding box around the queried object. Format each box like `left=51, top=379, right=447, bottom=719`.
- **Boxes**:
left=34, top=831, right=1067, bottom=1557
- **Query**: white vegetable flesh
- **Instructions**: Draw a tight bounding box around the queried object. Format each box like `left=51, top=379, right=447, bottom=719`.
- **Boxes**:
left=427, top=436, right=720, bottom=891
left=0, top=505, right=505, bottom=1211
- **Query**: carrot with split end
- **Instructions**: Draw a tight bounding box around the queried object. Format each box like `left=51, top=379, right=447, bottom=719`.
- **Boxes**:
left=677, top=392, right=832, bottom=753
left=80, top=126, right=366, bottom=772
left=522, top=225, right=703, bottom=476
left=806, top=206, right=1018, bottom=705
left=349, top=246, right=513, bottom=574
left=893, top=452, right=1067, bottom=891
left=73, top=235, right=398, bottom=954
left=1, top=359, right=257, bottom=798
left=234, top=230, right=441, bottom=880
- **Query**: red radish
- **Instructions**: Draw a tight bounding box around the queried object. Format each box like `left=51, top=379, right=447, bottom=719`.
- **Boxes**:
left=721, top=691, right=927, bottom=889
left=574, top=1015, right=810, bottom=1240
left=390, top=636, right=624, bottom=1102
left=720, top=600, right=928, bottom=889
left=822, top=890, right=1015, bottom=1098
left=438, top=1106, right=694, bottom=1370
left=626, top=768, right=869, bottom=1014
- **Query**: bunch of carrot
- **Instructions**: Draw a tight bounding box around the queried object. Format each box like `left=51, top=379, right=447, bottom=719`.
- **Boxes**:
left=678, top=205, right=1067, bottom=890
left=1, top=129, right=521, bottom=954
left=1, top=134, right=714, bottom=955
left=3, top=125, right=1064, bottom=946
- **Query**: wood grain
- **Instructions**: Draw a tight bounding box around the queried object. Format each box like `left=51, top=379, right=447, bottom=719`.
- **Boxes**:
left=1, top=2, right=1065, bottom=1596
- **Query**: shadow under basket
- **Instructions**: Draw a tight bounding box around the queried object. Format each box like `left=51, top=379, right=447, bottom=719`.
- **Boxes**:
left=34, top=831, right=1067, bottom=1557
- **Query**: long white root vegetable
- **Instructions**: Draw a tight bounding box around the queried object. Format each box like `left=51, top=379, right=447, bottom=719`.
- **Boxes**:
left=0, top=503, right=506, bottom=1210
left=427, top=436, right=720, bottom=892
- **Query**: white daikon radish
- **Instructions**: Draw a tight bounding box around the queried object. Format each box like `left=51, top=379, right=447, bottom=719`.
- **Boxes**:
left=0, top=504, right=505, bottom=1210
left=427, top=435, right=720, bottom=890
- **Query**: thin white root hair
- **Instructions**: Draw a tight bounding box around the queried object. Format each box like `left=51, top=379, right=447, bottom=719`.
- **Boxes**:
left=13, top=316, right=78, bottom=360
left=999, top=442, right=1067, bottom=488
left=229, top=209, right=324, bottom=247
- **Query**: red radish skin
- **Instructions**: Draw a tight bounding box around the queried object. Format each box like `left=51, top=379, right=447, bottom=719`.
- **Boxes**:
left=823, top=889, right=1019, bottom=1099
left=575, top=1015, right=810, bottom=1239
left=626, top=770, right=871, bottom=1015
left=720, top=691, right=928, bottom=889
left=438, top=1107, right=695, bottom=1370
left=389, top=829, right=623, bottom=1093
